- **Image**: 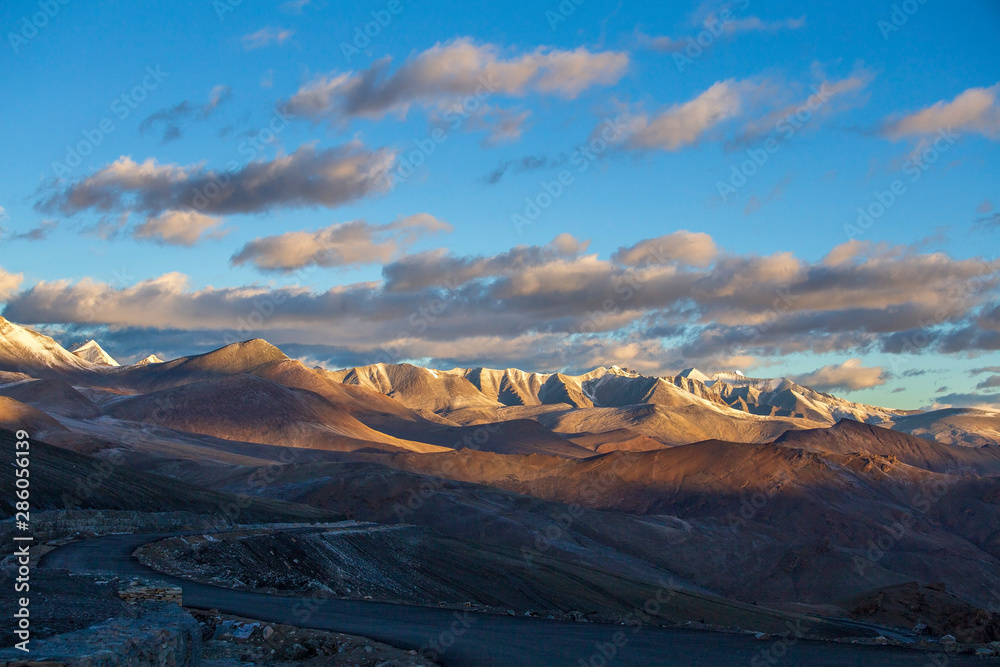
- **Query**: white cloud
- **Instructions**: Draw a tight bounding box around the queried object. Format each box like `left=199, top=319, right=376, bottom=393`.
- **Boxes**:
left=884, top=83, right=1000, bottom=140
left=133, top=210, right=228, bottom=246
left=612, top=231, right=718, bottom=267
left=616, top=80, right=755, bottom=151
left=282, top=38, right=629, bottom=123
left=795, top=359, right=887, bottom=392
left=242, top=27, right=294, bottom=50
left=230, top=214, right=452, bottom=272
left=0, top=268, right=24, bottom=302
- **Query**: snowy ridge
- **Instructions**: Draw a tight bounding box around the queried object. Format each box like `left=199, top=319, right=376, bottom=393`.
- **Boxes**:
left=134, top=354, right=165, bottom=365
left=0, top=317, right=98, bottom=372
left=71, top=340, right=120, bottom=367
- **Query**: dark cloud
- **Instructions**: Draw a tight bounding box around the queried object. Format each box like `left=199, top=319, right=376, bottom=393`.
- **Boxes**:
left=5, top=220, right=57, bottom=241
left=975, top=212, right=1000, bottom=232
left=976, top=375, right=1000, bottom=390
left=932, top=391, right=1000, bottom=408
left=139, top=85, right=233, bottom=143
left=480, top=154, right=564, bottom=185
left=36, top=142, right=396, bottom=218
left=901, top=368, right=939, bottom=377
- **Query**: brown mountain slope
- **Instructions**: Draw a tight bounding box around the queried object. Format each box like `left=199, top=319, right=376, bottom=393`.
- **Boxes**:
left=0, top=396, right=67, bottom=436
left=193, top=441, right=1000, bottom=618
left=582, top=373, right=727, bottom=409
left=330, top=363, right=500, bottom=413
left=569, top=428, right=668, bottom=453
left=253, top=359, right=425, bottom=421
left=362, top=417, right=596, bottom=458
left=461, top=367, right=546, bottom=406
left=890, top=408, right=1000, bottom=448
left=0, top=429, right=338, bottom=522
left=535, top=402, right=809, bottom=446
left=103, top=374, right=448, bottom=454
left=116, top=339, right=289, bottom=391
left=0, top=378, right=101, bottom=419
left=776, top=419, right=1000, bottom=476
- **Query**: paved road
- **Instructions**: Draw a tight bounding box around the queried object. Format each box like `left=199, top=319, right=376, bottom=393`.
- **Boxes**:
left=41, top=532, right=985, bottom=667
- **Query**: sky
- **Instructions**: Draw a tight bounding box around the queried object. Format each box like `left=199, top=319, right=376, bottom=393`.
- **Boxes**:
left=0, top=0, right=998, bottom=410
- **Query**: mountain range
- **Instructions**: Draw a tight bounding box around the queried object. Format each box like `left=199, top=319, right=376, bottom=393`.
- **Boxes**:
left=2, top=314, right=1000, bottom=644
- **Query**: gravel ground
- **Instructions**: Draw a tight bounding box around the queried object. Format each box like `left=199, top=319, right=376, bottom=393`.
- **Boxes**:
left=191, top=609, right=439, bottom=666
left=0, top=567, right=138, bottom=643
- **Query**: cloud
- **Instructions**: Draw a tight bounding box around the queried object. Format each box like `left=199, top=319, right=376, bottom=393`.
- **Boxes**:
left=635, top=34, right=686, bottom=53
left=380, top=233, right=590, bottom=292
left=732, top=69, right=874, bottom=146
left=480, top=154, right=564, bottom=185
left=231, top=214, right=452, bottom=272
left=976, top=375, right=1000, bottom=390
left=430, top=103, right=531, bottom=145
left=281, top=38, right=628, bottom=123
left=615, top=79, right=764, bottom=151
left=0, top=268, right=23, bottom=301
left=794, top=358, right=887, bottom=392
left=723, top=16, right=806, bottom=34
left=139, top=85, right=233, bottom=143
left=4, top=234, right=999, bottom=376
left=978, top=200, right=994, bottom=214
left=971, top=366, right=1000, bottom=375
left=279, top=0, right=311, bottom=13
left=242, top=27, right=294, bottom=50
left=742, top=175, right=791, bottom=216
left=974, top=212, right=1000, bottom=232
left=6, top=220, right=57, bottom=242
left=37, top=142, right=396, bottom=218
left=637, top=6, right=805, bottom=53
left=613, top=68, right=872, bottom=155
left=612, top=231, right=718, bottom=267
left=932, top=391, right=1000, bottom=409
left=133, top=210, right=229, bottom=246
left=883, top=83, right=1000, bottom=140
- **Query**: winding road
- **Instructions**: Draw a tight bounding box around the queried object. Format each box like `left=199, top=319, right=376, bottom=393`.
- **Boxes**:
left=41, top=531, right=987, bottom=667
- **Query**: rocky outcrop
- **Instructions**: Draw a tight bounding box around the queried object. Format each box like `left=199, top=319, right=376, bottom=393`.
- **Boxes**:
left=0, top=602, right=200, bottom=666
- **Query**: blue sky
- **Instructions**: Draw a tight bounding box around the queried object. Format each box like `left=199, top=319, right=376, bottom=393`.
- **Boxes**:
left=0, top=0, right=999, bottom=409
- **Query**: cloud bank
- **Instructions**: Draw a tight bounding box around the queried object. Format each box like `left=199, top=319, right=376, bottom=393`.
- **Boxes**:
left=231, top=214, right=452, bottom=272
left=4, top=232, right=998, bottom=379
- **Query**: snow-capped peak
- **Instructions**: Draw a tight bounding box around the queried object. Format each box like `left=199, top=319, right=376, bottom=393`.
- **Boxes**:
left=70, top=340, right=120, bottom=367
left=135, top=354, right=164, bottom=365
left=678, top=367, right=713, bottom=383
